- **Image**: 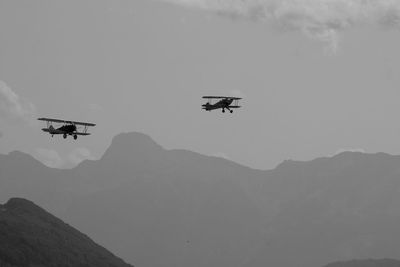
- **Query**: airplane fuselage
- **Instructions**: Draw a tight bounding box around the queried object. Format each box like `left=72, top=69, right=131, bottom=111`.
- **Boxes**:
left=42, top=124, right=77, bottom=137
left=202, top=98, right=234, bottom=111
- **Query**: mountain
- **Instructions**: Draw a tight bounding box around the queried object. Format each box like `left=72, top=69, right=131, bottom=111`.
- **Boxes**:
left=2, top=132, right=400, bottom=267
left=0, top=198, right=133, bottom=267
left=323, top=259, right=400, bottom=267
left=68, top=133, right=265, bottom=267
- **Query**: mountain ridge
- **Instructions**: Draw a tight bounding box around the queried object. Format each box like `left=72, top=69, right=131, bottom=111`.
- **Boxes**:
left=4, top=131, right=397, bottom=173
left=323, top=259, right=400, bottom=267
left=2, top=132, right=400, bottom=267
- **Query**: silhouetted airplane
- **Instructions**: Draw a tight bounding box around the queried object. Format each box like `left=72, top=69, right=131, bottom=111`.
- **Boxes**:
left=202, top=96, right=242, bottom=113
left=38, top=118, right=96, bottom=140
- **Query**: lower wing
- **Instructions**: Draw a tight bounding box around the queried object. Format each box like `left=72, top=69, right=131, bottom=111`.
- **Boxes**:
left=228, top=105, right=241, bottom=109
left=42, top=128, right=64, bottom=134
left=75, top=132, right=91, bottom=136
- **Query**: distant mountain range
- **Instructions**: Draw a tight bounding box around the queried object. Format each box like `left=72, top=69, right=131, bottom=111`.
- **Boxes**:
left=1, top=132, right=400, bottom=267
left=324, top=259, right=400, bottom=267
left=0, top=198, right=133, bottom=267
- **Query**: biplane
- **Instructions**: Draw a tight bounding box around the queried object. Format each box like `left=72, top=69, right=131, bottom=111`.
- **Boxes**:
left=38, top=118, right=96, bottom=140
left=202, top=96, right=242, bottom=113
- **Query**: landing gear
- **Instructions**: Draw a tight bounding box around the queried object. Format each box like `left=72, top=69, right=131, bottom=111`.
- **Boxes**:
left=63, top=134, right=67, bottom=139
left=230, top=110, right=233, bottom=113
left=73, top=135, right=78, bottom=140
left=222, top=109, right=225, bottom=113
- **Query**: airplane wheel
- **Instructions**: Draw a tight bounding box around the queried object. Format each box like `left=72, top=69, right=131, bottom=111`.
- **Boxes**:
left=230, top=110, right=233, bottom=113
left=63, top=134, right=67, bottom=139
left=222, top=109, right=225, bottom=113
left=74, top=135, right=78, bottom=140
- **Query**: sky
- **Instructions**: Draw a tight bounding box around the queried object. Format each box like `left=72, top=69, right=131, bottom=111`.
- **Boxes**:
left=1, top=0, right=400, bottom=169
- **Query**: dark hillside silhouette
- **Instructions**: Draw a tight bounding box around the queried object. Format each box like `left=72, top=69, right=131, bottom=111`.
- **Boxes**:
left=0, top=198, right=133, bottom=267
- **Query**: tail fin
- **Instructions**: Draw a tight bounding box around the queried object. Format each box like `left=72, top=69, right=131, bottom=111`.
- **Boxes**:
left=202, top=103, right=211, bottom=110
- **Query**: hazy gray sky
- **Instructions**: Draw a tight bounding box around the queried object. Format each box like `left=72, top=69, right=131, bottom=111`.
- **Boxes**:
left=1, top=0, right=400, bottom=169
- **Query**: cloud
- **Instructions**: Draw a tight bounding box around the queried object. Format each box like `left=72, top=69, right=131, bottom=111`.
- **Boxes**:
left=333, top=148, right=366, bottom=156
left=67, top=147, right=97, bottom=166
left=212, top=151, right=230, bottom=160
left=0, top=81, right=36, bottom=124
left=35, top=147, right=97, bottom=168
left=35, top=148, right=64, bottom=168
left=161, top=0, right=400, bottom=52
left=0, top=132, right=3, bottom=138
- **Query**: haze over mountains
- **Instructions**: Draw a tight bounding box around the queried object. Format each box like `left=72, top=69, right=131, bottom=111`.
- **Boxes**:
left=1, top=132, right=400, bottom=267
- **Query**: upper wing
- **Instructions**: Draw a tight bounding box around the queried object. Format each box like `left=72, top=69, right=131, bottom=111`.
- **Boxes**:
left=38, top=117, right=66, bottom=124
left=202, top=96, right=242, bottom=100
left=38, top=118, right=96, bottom=127
left=68, top=121, right=96, bottom=127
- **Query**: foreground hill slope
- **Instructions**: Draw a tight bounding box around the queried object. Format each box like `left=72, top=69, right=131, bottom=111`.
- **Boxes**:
left=0, top=198, right=133, bottom=267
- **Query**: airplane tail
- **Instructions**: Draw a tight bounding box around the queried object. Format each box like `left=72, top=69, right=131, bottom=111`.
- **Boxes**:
left=42, top=125, right=56, bottom=134
left=202, top=103, right=211, bottom=110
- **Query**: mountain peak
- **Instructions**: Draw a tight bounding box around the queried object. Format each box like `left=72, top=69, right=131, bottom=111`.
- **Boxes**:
left=112, top=132, right=158, bottom=143
left=7, top=151, right=40, bottom=162
left=100, top=132, right=165, bottom=162
left=0, top=151, right=45, bottom=170
left=4, top=197, right=37, bottom=209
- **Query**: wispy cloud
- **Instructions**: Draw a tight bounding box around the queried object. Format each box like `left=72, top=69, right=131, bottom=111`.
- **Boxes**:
left=35, top=147, right=97, bottom=168
left=212, top=151, right=230, bottom=160
left=0, top=81, right=36, bottom=124
left=35, top=148, right=64, bottom=168
left=161, top=0, right=400, bottom=52
left=67, top=147, right=96, bottom=166
left=333, top=148, right=366, bottom=156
